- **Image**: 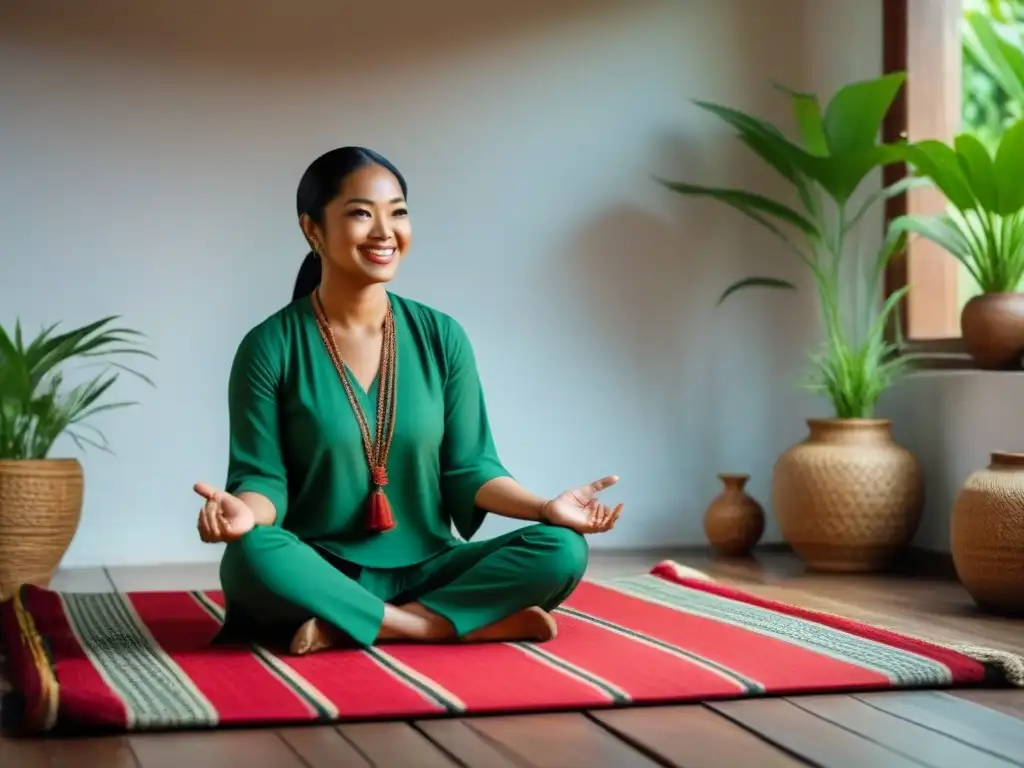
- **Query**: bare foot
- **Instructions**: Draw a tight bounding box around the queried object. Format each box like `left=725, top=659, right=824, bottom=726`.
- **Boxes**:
left=289, top=618, right=342, bottom=655
left=461, top=607, right=558, bottom=643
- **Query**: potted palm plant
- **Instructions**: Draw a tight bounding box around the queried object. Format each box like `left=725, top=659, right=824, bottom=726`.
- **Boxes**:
left=892, top=11, right=1024, bottom=369
left=0, top=316, right=154, bottom=598
left=661, top=73, right=924, bottom=572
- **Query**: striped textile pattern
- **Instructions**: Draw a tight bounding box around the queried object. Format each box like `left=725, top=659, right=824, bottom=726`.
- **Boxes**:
left=0, top=560, right=1010, bottom=734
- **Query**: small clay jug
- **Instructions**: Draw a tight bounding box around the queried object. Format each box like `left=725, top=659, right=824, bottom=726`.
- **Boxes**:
left=703, top=474, right=765, bottom=557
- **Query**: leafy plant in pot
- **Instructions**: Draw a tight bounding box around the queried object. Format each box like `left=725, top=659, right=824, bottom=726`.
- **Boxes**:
left=0, top=317, right=154, bottom=598
left=660, top=73, right=924, bottom=572
left=891, top=118, right=1024, bottom=369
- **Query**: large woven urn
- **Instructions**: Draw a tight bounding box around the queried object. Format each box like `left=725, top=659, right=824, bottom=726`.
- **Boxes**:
left=0, top=459, right=84, bottom=600
left=951, top=452, right=1024, bottom=616
left=772, top=419, right=924, bottom=572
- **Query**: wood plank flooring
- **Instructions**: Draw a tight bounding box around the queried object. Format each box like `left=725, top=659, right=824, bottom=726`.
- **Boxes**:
left=3, top=550, right=1023, bottom=767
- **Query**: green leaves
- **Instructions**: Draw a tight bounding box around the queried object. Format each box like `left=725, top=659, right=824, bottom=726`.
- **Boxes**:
left=683, top=73, right=906, bottom=207
left=0, top=316, right=155, bottom=459
left=896, top=117, right=1024, bottom=293
left=821, top=72, right=907, bottom=156
left=773, top=84, right=828, bottom=156
left=955, top=133, right=1000, bottom=210
left=908, top=122, right=1024, bottom=216
left=963, top=9, right=1024, bottom=108
left=903, top=140, right=976, bottom=211
left=890, top=209, right=1024, bottom=293
left=660, top=73, right=913, bottom=419
left=994, top=118, right=1024, bottom=213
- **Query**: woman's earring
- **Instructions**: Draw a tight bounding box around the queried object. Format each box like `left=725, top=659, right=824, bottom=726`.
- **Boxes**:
left=311, top=242, right=322, bottom=258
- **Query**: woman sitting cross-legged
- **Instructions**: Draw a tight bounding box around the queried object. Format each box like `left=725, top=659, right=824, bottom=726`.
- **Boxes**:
left=193, top=146, right=624, bottom=655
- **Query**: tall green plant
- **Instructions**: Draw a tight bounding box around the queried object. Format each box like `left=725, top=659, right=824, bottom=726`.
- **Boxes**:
left=891, top=118, right=1024, bottom=293
left=0, top=317, right=155, bottom=459
left=659, top=74, right=915, bottom=419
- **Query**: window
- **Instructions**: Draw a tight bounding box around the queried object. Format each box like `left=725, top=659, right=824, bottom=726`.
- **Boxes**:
left=884, top=0, right=1024, bottom=350
left=883, top=0, right=963, bottom=344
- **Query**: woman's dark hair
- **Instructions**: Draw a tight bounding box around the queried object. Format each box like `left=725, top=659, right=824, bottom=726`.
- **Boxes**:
left=292, top=146, right=408, bottom=301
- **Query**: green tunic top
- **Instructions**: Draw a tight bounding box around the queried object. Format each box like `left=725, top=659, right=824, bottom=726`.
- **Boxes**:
left=224, top=292, right=511, bottom=569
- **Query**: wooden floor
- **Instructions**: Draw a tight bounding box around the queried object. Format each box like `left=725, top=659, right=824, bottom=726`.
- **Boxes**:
left=2, top=549, right=1024, bottom=767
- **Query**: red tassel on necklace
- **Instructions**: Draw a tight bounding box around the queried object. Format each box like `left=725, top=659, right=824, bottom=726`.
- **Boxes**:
left=368, top=466, right=396, bottom=532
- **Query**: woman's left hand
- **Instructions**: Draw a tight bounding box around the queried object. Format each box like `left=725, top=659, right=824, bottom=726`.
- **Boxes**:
left=541, top=475, right=623, bottom=534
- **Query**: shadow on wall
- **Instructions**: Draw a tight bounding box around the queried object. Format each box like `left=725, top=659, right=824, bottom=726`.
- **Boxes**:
left=548, top=0, right=833, bottom=541
left=1, top=0, right=643, bottom=75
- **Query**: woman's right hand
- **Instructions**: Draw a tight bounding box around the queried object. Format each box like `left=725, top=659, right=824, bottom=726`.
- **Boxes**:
left=193, top=482, right=255, bottom=543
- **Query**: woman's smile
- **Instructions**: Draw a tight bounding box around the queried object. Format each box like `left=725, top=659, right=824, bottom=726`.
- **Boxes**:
left=359, top=244, right=397, bottom=265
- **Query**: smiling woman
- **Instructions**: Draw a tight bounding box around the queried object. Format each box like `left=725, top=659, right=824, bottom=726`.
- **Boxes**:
left=291, top=147, right=411, bottom=303
left=190, top=146, right=625, bottom=656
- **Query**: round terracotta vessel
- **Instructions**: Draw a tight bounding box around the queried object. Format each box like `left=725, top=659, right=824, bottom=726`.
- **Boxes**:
left=951, top=452, right=1024, bottom=616
left=961, top=293, right=1024, bottom=369
left=0, top=459, right=84, bottom=600
left=703, top=474, right=765, bottom=557
left=772, top=419, right=923, bottom=572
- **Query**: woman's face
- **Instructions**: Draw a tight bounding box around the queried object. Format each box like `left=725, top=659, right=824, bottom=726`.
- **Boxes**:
left=307, top=163, right=412, bottom=285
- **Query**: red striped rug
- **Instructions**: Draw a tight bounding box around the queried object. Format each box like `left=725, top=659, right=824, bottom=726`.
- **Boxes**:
left=0, top=560, right=1018, bottom=734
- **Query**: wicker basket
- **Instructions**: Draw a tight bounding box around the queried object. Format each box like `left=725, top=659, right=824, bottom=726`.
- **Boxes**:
left=0, top=459, right=84, bottom=600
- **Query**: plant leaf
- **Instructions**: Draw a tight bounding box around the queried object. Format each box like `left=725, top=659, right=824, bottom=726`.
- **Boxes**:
left=774, top=83, right=829, bottom=156
left=717, top=276, right=798, bottom=305
left=814, top=145, right=910, bottom=206
left=822, top=72, right=906, bottom=155
left=904, top=140, right=978, bottom=211
left=994, top=117, right=1024, bottom=215
left=888, top=213, right=983, bottom=286
left=955, top=133, right=1000, bottom=212
left=656, top=179, right=818, bottom=236
left=692, top=100, right=819, bottom=181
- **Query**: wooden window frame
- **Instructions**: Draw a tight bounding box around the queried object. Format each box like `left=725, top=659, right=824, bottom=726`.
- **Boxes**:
left=883, top=0, right=974, bottom=366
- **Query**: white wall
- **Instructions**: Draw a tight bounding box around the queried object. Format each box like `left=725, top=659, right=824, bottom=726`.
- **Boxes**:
left=879, top=373, right=1024, bottom=553
left=0, top=0, right=883, bottom=567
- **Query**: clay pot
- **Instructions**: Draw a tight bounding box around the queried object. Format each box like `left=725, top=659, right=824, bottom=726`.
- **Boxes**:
left=0, top=459, right=84, bottom=600
left=951, top=452, right=1024, bottom=616
left=961, top=293, right=1024, bottom=369
left=703, top=474, right=765, bottom=557
left=773, top=419, right=923, bottom=572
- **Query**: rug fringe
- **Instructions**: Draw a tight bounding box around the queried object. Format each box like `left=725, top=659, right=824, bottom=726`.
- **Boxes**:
left=946, top=644, right=1024, bottom=688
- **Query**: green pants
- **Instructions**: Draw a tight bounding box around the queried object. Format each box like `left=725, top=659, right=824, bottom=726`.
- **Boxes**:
left=217, top=523, right=589, bottom=647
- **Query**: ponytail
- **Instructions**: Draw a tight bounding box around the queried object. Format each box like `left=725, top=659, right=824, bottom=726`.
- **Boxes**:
left=292, top=251, right=321, bottom=301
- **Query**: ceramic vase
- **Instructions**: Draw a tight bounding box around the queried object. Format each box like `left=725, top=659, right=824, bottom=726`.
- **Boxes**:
left=703, top=474, right=765, bottom=557
left=961, top=293, right=1024, bottom=369
left=951, top=451, right=1024, bottom=616
left=773, top=419, right=923, bottom=572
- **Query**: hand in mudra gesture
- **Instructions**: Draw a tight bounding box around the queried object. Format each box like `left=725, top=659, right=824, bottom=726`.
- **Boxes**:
left=541, top=475, right=623, bottom=534
left=194, top=482, right=255, bottom=543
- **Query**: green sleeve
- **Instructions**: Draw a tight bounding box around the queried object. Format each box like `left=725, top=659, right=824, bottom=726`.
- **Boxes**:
left=224, top=326, right=289, bottom=522
left=439, top=317, right=511, bottom=540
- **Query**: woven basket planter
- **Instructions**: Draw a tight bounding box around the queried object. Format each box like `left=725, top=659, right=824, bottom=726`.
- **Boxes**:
left=773, top=419, right=924, bottom=572
left=0, top=459, right=84, bottom=600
